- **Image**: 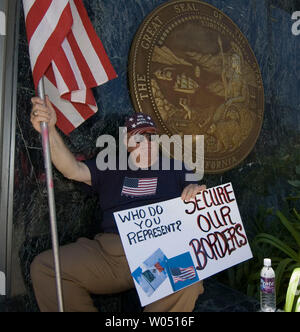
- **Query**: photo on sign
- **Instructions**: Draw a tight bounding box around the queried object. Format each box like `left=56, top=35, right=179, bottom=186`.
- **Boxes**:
left=132, top=248, right=168, bottom=297
left=166, top=252, right=199, bottom=292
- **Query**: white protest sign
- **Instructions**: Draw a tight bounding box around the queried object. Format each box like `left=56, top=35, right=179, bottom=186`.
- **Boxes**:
left=114, top=183, right=253, bottom=307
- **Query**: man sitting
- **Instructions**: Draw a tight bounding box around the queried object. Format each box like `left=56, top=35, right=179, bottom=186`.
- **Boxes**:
left=29, top=96, right=205, bottom=312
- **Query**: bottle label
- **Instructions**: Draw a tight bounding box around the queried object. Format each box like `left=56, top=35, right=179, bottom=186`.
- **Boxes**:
left=261, top=277, right=275, bottom=294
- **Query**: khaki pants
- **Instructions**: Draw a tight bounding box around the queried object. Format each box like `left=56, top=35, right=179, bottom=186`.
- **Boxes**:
left=30, top=233, right=204, bottom=312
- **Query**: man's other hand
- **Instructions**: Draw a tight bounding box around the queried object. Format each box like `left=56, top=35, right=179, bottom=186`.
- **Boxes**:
left=181, top=184, right=206, bottom=201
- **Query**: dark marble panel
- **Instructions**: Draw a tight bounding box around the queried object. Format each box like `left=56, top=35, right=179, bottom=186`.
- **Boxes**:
left=194, top=278, right=259, bottom=312
left=0, top=278, right=259, bottom=312
left=9, top=0, right=300, bottom=311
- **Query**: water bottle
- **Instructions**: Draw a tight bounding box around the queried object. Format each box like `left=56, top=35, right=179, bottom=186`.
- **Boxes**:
left=260, top=258, right=276, bottom=312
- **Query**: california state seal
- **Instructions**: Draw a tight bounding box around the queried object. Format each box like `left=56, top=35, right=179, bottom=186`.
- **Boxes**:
left=129, top=0, right=264, bottom=174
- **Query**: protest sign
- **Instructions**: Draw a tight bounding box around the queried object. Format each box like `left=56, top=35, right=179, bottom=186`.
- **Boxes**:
left=113, top=183, right=253, bottom=306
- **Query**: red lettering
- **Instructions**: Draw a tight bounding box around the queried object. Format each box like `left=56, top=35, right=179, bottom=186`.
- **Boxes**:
left=207, top=233, right=227, bottom=259
left=202, top=190, right=212, bottom=208
left=216, top=186, right=229, bottom=204
left=224, top=184, right=235, bottom=202
left=197, top=214, right=211, bottom=232
left=207, top=210, right=223, bottom=229
left=220, top=206, right=236, bottom=226
left=221, top=227, right=237, bottom=254
left=210, top=188, right=222, bottom=206
left=190, top=225, right=249, bottom=271
left=184, top=196, right=206, bottom=215
left=189, top=238, right=207, bottom=270
left=214, top=232, right=230, bottom=258
left=235, top=224, right=248, bottom=246
left=184, top=200, right=196, bottom=215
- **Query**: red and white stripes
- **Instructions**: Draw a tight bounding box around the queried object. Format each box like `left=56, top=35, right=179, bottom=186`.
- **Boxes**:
left=23, top=0, right=117, bottom=134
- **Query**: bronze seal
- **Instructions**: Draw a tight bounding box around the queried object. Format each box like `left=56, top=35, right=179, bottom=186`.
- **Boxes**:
left=129, top=0, right=264, bottom=174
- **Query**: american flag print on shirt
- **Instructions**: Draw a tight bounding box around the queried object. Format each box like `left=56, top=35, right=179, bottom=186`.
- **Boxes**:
left=170, top=267, right=196, bottom=284
left=121, top=177, right=158, bottom=197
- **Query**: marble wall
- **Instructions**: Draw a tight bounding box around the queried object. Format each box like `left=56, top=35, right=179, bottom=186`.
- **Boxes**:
left=11, top=0, right=300, bottom=309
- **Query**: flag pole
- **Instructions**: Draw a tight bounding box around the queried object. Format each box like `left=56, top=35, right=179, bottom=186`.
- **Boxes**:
left=37, top=79, right=64, bottom=312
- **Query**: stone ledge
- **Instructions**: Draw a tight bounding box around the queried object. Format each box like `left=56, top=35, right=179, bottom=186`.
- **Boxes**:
left=0, top=278, right=259, bottom=312
left=194, top=278, right=259, bottom=312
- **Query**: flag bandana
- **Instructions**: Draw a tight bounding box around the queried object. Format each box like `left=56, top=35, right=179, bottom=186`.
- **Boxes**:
left=23, top=0, right=117, bottom=134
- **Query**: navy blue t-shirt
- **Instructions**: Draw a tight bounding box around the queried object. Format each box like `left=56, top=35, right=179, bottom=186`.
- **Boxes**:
left=82, top=156, right=198, bottom=234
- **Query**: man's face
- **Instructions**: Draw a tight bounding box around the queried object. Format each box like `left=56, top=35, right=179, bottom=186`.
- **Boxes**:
left=127, top=132, right=159, bottom=168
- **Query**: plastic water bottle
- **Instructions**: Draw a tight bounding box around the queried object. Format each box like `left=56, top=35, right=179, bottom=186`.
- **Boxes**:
left=260, top=258, right=276, bottom=312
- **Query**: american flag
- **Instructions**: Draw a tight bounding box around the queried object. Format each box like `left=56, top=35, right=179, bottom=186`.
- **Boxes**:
left=170, top=266, right=196, bottom=284
left=121, top=177, right=158, bottom=197
left=23, top=0, right=117, bottom=135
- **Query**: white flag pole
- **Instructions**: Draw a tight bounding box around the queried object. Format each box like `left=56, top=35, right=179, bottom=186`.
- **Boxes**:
left=37, top=79, right=64, bottom=312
